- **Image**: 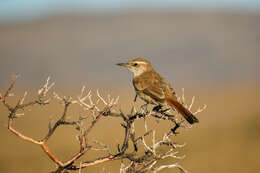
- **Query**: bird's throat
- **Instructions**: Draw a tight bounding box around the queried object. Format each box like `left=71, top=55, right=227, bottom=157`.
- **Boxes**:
left=130, top=67, right=147, bottom=77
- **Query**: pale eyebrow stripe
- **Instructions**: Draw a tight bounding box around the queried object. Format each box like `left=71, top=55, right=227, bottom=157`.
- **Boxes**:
left=134, top=61, right=147, bottom=65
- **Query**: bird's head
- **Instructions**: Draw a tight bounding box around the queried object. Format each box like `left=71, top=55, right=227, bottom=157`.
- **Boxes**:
left=117, top=58, right=152, bottom=77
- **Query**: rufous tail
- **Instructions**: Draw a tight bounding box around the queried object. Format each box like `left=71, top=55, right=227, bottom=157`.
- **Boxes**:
left=166, top=97, right=199, bottom=124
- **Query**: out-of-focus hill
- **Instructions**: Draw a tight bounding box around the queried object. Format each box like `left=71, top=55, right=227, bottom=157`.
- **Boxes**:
left=0, top=12, right=258, bottom=89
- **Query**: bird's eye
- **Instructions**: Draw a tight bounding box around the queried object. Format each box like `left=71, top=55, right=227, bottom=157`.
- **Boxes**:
left=133, top=63, right=138, bottom=67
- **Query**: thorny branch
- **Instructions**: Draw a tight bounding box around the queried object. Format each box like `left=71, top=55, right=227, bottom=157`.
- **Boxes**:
left=1, top=76, right=206, bottom=173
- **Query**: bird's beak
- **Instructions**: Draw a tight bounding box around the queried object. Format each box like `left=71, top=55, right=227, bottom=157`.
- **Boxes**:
left=116, top=63, right=129, bottom=67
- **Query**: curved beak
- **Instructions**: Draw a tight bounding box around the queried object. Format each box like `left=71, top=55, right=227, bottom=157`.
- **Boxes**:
left=116, top=63, right=129, bottom=67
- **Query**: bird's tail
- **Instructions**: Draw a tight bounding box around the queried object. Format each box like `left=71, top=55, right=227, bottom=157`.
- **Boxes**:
left=166, top=97, right=199, bottom=124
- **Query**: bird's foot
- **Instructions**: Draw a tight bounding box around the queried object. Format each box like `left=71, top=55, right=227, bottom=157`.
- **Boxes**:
left=152, top=105, right=162, bottom=112
left=161, top=108, right=171, bottom=113
left=140, top=103, right=149, bottom=114
left=152, top=105, right=170, bottom=113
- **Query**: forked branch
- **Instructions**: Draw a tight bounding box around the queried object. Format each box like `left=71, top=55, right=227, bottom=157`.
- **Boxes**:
left=1, top=76, right=206, bottom=173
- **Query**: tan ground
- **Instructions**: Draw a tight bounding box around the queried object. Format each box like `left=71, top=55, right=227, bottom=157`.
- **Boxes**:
left=0, top=83, right=259, bottom=173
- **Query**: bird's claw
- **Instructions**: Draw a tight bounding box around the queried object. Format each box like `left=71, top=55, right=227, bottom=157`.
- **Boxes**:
left=152, top=105, right=163, bottom=112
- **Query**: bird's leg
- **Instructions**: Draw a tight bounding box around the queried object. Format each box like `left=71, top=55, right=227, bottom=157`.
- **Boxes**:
left=140, top=103, right=149, bottom=114
left=133, top=94, right=138, bottom=102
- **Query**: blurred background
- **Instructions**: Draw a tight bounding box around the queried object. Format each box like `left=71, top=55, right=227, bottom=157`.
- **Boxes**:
left=0, top=0, right=259, bottom=173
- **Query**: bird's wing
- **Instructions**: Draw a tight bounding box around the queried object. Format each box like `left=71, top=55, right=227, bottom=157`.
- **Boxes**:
left=142, top=80, right=165, bottom=101
left=133, top=71, right=165, bottom=102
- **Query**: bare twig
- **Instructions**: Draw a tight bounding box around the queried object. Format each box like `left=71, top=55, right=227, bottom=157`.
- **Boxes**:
left=1, top=76, right=206, bottom=173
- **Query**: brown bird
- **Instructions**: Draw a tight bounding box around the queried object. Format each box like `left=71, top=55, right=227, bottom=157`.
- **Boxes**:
left=117, top=58, right=199, bottom=124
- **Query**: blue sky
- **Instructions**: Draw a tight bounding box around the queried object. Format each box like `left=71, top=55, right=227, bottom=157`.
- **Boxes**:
left=0, top=0, right=259, bottom=22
